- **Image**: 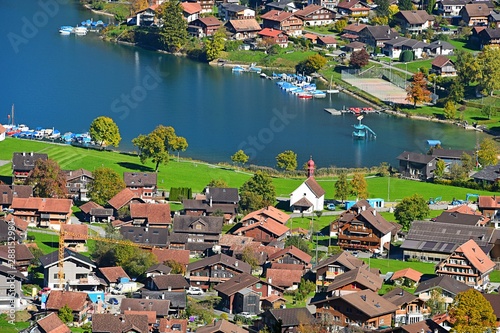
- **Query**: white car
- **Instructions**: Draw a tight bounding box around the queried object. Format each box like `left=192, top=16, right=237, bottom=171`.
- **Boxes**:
left=239, top=312, right=254, bottom=319
left=187, top=287, right=204, bottom=295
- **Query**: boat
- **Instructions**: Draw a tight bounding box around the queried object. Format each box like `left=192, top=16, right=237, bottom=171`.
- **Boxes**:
left=248, top=63, right=262, bottom=73
left=73, top=26, right=88, bottom=35
left=59, top=26, right=73, bottom=34
left=232, top=66, right=245, bottom=73
left=326, top=75, right=340, bottom=94
left=298, top=92, right=313, bottom=99
left=48, top=130, right=61, bottom=139
left=312, top=90, right=326, bottom=98
left=260, top=73, right=267, bottom=79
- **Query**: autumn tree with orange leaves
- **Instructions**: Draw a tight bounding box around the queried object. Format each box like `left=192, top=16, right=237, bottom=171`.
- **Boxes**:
left=406, top=71, right=432, bottom=107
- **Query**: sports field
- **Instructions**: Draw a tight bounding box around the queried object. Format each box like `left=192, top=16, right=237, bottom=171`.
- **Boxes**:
left=343, top=77, right=409, bottom=104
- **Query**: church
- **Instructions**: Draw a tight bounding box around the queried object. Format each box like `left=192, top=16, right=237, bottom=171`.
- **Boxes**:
left=289, top=157, right=325, bottom=213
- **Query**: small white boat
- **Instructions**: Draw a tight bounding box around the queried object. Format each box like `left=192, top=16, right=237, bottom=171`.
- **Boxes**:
left=73, top=26, right=88, bottom=35
left=59, top=26, right=73, bottom=34
left=326, top=89, right=340, bottom=94
left=313, top=90, right=326, bottom=98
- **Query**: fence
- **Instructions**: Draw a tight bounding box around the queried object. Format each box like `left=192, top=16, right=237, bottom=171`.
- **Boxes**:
left=342, top=67, right=408, bottom=90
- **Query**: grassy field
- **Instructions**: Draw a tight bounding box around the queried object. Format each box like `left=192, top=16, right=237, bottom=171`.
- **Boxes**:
left=27, top=230, right=96, bottom=256
left=221, top=49, right=317, bottom=69
left=0, top=314, right=30, bottom=333
left=361, top=258, right=436, bottom=275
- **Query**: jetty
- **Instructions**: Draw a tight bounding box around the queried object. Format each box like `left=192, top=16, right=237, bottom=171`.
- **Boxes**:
left=324, top=108, right=342, bottom=115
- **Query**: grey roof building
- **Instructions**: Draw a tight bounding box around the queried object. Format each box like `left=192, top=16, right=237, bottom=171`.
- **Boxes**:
left=473, top=163, right=500, bottom=184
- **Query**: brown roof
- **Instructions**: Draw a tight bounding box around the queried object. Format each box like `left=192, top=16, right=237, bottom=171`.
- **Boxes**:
left=241, top=206, right=290, bottom=224
left=447, top=204, right=483, bottom=216
left=234, top=218, right=290, bottom=237
left=303, top=33, right=319, bottom=41
left=226, top=18, right=261, bottom=32
left=266, top=268, right=303, bottom=287
left=120, top=299, right=171, bottom=317
left=345, top=41, right=366, bottom=49
left=483, top=294, right=500, bottom=319
left=326, top=267, right=383, bottom=292
left=61, top=224, right=88, bottom=241
left=123, top=310, right=156, bottom=324
left=151, top=274, right=190, bottom=290
left=344, top=23, right=367, bottom=33
left=304, top=177, right=326, bottom=198
left=46, top=290, right=88, bottom=311
left=340, top=289, right=398, bottom=317
left=314, top=251, right=366, bottom=271
left=108, top=188, right=138, bottom=210
left=197, top=16, right=222, bottom=27
left=401, top=319, right=449, bottom=333
left=382, top=287, right=420, bottom=307
left=268, top=245, right=312, bottom=264
left=478, top=195, right=500, bottom=209
left=130, top=202, right=171, bottom=225
left=398, top=10, right=434, bottom=24
left=11, top=197, right=72, bottom=213
left=98, top=266, right=130, bottom=284
left=181, top=2, right=202, bottom=14
left=453, top=239, right=495, bottom=274
left=79, top=201, right=103, bottom=215
left=266, top=308, right=314, bottom=327
left=258, top=28, right=285, bottom=38
left=5, top=213, right=28, bottom=231
left=295, top=4, right=325, bottom=18
left=187, top=253, right=252, bottom=273
left=92, top=313, right=149, bottom=333
left=0, top=244, right=35, bottom=261
left=292, top=197, right=313, bottom=208
left=158, top=318, right=188, bottom=333
left=432, top=55, right=453, bottom=68
left=337, top=0, right=369, bottom=10
left=196, top=320, right=248, bottom=333
left=390, top=268, right=423, bottom=283
left=261, top=10, right=294, bottom=22
left=219, top=234, right=254, bottom=249
left=151, top=248, right=190, bottom=265
left=318, top=36, right=337, bottom=45
left=271, top=263, right=305, bottom=270
left=124, top=172, right=157, bottom=188
left=463, top=3, right=491, bottom=17
left=215, top=272, right=261, bottom=296
left=37, top=312, right=71, bottom=333
left=64, top=169, right=93, bottom=182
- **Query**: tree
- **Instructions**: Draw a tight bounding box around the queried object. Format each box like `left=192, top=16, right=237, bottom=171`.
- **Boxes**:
left=461, top=152, right=475, bottom=174
left=349, top=49, right=370, bottom=68
left=455, top=50, right=480, bottom=87
left=400, top=50, right=414, bottom=63
left=406, top=71, right=432, bottom=107
left=371, top=16, right=389, bottom=25
left=276, top=150, right=298, bottom=171
left=207, top=179, right=228, bottom=188
left=113, top=242, right=158, bottom=277
left=443, top=100, right=456, bottom=120
left=285, top=236, right=312, bottom=255
left=26, top=159, right=66, bottom=198
left=58, top=304, right=74, bottom=323
left=231, top=149, right=249, bottom=168
left=478, top=138, right=499, bottom=167
left=239, top=171, right=276, bottom=212
left=171, top=136, right=188, bottom=161
left=296, top=54, right=327, bottom=75
left=481, top=105, right=497, bottom=120
left=204, top=27, right=226, bottom=62
left=164, top=259, right=186, bottom=274
left=334, top=19, right=348, bottom=33
left=334, top=171, right=351, bottom=203
left=130, top=0, right=149, bottom=13
left=89, top=116, right=121, bottom=147
left=350, top=173, right=368, bottom=199
left=449, top=162, right=467, bottom=181
left=375, top=0, right=390, bottom=17
left=158, top=0, right=188, bottom=52
left=477, top=45, right=500, bottom=96
left=434, top=159, right=446, bottom=178
left=88, top=167, right=126, bottom=206
left=377, top=162, right=390, bottom=177
left=241, top=245, right=259, bottom=269
left=449, top=289, right=496, bottom=333
left=426, top=0, right=436, bottom=13
left=427, top=288, right=446, bottom=315
left=398, top=0, right=414, bottom=10
left=448, top=78, right=464, bottom=104
left=394, top=194, right=430, bottom=230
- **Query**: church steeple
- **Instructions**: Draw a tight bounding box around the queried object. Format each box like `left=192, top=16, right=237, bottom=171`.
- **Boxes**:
left=307, top=156, right=315, bottom=178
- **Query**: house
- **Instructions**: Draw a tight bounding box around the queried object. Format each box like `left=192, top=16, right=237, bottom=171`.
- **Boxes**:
left=394, top=10, right=435, bottom=34
left=0, top=265, right=25, bottom=310
left=79, top=201, right=113, bottom=223
left=260, top=308, right=315, bottom=333
left=313, top=251, right=366, bottom=290
left=414, top=275, right=471, bottom=307
left=268, top=245, right=312, bottom=268
left=344, top=41, right=366, bottom=52
left=431, top=56, right=457, bottom=76
left=145, top=263, right=172, bottom=278
left=127, top=4, right=159, bottom=26
left=265, top=0, right=297, bottom=12
left=396, top=151, right=437, bottom=181
left=146, top=274, right=189, bottom=292
left=336, top=0, right=370, bottom=17
left=383, top=288, right=430, bottom=326
left=478, top=195, right=500, bottom=228
left=0, top=216, right=28, bottom=242
left=170, top=215, right=222, bottom=253
left=186, top=253, right=251, bottom=289
left=0, top=124, right=5, bottom=141
left=45, top=290, right=90, bottom=323
left=188, top=17, right=223, bottom=38
left=130, top=202, right=171, bottom=228
left=474, top=165, right=500, bottom=186
left=215, top=272, right=283, bottom=314
left=433, top=211, right=488, bottom=227
left=435, top=239, right=495, bottom=287
left=158, top=318, right=188, bottom=333
left=431, top=148, right=474, bottom=170
left=196, top=320, right=248, bottom=333
left=97, top=266, right=130, bottom=290
left=151, top=248, right=190, bottom=266
left=120, top=298, right=171, bottom=318
left=390, top=268, right=422, bottom=287
left=294, top=5, right=336, bottom=26
left=325, top=267, right=383, bottom=296
left=107, top=188, right=144, bottom=212
left=432, top=313, right=454, bottom=331
left=401, top=39, right=429, bottom=59
left=437, top=0, right=468, bottom=18
left=401, top=221, right=496, bottom=262
left=186, top=0, right=215, bottom=14
left=234, top=215, right=290, bottom=244
left=12, top=152, right=48, bottom=184
left=258, top=28, right=289, bottom=48
left=261, top=10, right=303, bottom=37
left=60, top=224, right=88, bottom=252
left=0, top=244, right=34, bottom=274
left=335, top=200, right=394, bottom=254
left=181, top=2, right=202, bottom=23
left=359, top=25, right=400, bottom=48
left=265, top=268, right=303, bottom=290
left=64, top=169, right=93, bottom=201
left=120, top=226, right=169, bottom=247
left=424, top=40, right=455, bottom=56
left=138, top=291, right=186, bottom=315
left=218, top=3, right=255, bottom=21
left=92, top=313, right=149, bottom=333
left=224, top=19, right=262, bottom=40
left=290, top=157, right=325, bottom=213
left=39, top=248, right=98, bottom=290
left=0, top=184, right=32, bottom=211
left=477, top=28, right=500, bottom=48
left=400, top=318, right=450, bottom=333
left=460, top=3, right=490, bottom=26
left=204, top=187, right=239, bottom=221
left=124, top=172, right=157, bottom=200
left=317, top=35, right=337, bottom=48
left=11, top=197, right=73, bottom=229
left=382, top=37, right=410, bottom=59
left=489, top=10, right=500, bottom=28
left=36, top=312, right=71, bottom=333
left=313, top=290, right=398, bottom=330
left=342, top=23, right=367, bottom=41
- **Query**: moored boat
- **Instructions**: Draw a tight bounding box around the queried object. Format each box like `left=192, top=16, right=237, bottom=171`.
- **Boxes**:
left=73, top=26, right=88, bottom=35
left=313, top=90, right=326, bottom=98
left=59, top=26, right=73, bottom=34
left=298, top=92, right=313, bottom=99
left=232, top=66, right=245, bottom=73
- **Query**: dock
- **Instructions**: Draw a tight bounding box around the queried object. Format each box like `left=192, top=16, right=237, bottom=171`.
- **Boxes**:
left=324, top=108, right=342, bottom=115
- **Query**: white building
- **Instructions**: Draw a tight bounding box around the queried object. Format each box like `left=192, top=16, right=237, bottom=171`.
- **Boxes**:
left=290, top=157, right=325, bottom=213
left=0, top=124, right=5, bottom=141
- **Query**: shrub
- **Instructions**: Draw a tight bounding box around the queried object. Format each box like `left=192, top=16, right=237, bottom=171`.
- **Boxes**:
left=169, top=187, right=192, bottom=201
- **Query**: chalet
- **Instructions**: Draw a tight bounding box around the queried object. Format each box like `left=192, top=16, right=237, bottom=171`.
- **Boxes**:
left=92, top=313, right=149, bottom=333
left=265, top=268, right=303, bottom=290
left=359, top=25, right=400, bottom=48
left=145, top=263, right=172, bottom=278
left=344, top=41, right=366, bottom=52
left=342, top=23, right=367, bottom=41
left=431, top=55, right=457, bottom=76
left=0, top=244, right=34, bottom=274
left=219, top=3, right=255, bottom=21
left=128, top=4, right=159, bottom=27
left=188, top=17, right=222, bottom=38
left=158, top=318, right=188, bottom=333
left=313, top=290, right=398, bottom=330
left=234, top=215, right=290, bottom=244
left=400, top=319, right=450, bottom=333
left=181, top=2, right=202, bottom=23
left=36, top=312, right=71, bottom=333
left=437, top=0, right=468, bottom=19
left=205, top=187, right=239, bottom=219
left=431, top=148, right=474, bottom=170
left=146, top=274, right=190, bottom=292
left=483, top=294, right=500, bottom=333
left=79, top=201, right=113, bottom=223
left=433, top=211, right=488, bottom=227
left=460, top=3, right=490, bottom=26
left=265, top=0, right=297, bottom=12
left=474, top=165, right=500, bottom=186
left=120, top=226, right=169, bottom=247
left=45, top=290, right=90, bottom=323
left=435, top=239, right=495, bottom=287
left=401, top=221, right=496, bottom=262
left=151, top=248, right=191, bottom=266
left=258, top=28, right=289, bottom=48
left=261, top=10, right=303, bottom=37
left=313, top=251, right=366, bottom=290
left=97, top=266, right=130, bottom=290
left=120, top=298, right=171, bottom=318
left=11, top=197, right=72, bottom=229
left=424, top=40, right=455, bottom=56
left=107, top=188, right=144, bottom=212
left=477, top=28, right=500, bottom=48
left=382, top=37, right=415, bottom=59
left=336, top=0, right=370, bottom=17
left=318, top=35, right=337, bottom=48
left=0, top=265, right=25, bottom=310
left=186, top=0, right=215, bottom=14
left=401, top=39, right=429, bottom=59
left=478, top=195, right=500, bottom=228
left=225, top=19, right=262, bottom=40
left=0, top=184, right=32, bottom=211
left=290, top=157, right=325, bottom=213
left=60, top=224, right=88, bottom=252
left=12, top=152, right=48, bottom=184
left=414, top=275, right=471, bottom=307
left=294, top=5, right=335, bottom=26
left=124, top=172, right=157, bottom=200
left=383, top=288, right=430, bottom=326
left=196, top=320, right=248, bottom=333
left=138, top=291, right=186, bottom=315
left=268, top=245, right=311, bottom=268
left=325, top=267, right=383, bottom=296
left=170, top=215, right=222, bottom=253
left=130, top=202, right=171, bottom=228
left=64, top=169, right=93, bottom=201
left=390, top=268, right=422, bottom=287
left=0, top=124, right=5, bottom=141
left=259, top=308, right=315, bottom=333
left=396, top=151, right=437, bottom=181
left=0, top=216, right=28, bottom=242
left=186, top=253, right=251, bottom=289
left=394, top=10, right=434, bottom=34
left=335, top=200, right=394, bottom=254
left=489, top=10, right=500, bottom=28
left=215, top=272, right=283, bottom=314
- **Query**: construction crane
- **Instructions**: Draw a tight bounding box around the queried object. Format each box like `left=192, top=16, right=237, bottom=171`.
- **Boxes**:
left=57, top=227, right=155, bottom=289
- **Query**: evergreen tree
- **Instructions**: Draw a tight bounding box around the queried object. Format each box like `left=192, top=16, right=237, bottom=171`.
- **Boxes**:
left=158, top=0, right=188, bottom=52
left=443, top=100, right=456, bottom=120
left=398, top=0, right=414, bottom=11
left=375, top=0, right=390, bottom=17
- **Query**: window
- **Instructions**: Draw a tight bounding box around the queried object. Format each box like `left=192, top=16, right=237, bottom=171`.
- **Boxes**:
left=379, top=318, right=384, bottom=325
left=196, top=224, right=202, bottom=230
left=345, top=318, right=350, bottom=324
left=256, top=283, right=262, bottom=289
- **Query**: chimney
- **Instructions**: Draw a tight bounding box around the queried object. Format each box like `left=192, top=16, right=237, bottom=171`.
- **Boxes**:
left=22, top=152, right=25, bottom=156
left=168, top=286, right=172, bottom=291
left=162, top=292, right=165, bottom=299
left=268, top=277, right=272, bottom=284
left=235, top=261, right=239, bottom=267
left=30, top=152, right=33, bottom=156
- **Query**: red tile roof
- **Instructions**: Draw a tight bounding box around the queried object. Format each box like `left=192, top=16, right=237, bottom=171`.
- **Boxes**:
left=258, top=28, right=284, bottom=38
left=79, top=201, right=103, bottom=215
left=295, top=4, right=324, bottom=17
left=478, top=195, right=500, bottom=209
left=108, top=188, right=138, bottom=210
left=227, top=18, right=261, bottom=32
left=318, top=36, right=337, bottom=45
left=158, top=318, right=188, bottom=333
left=181, top=2, right=202, bottom=14
left=130, top=202, right=171, bottom=225
left=344, top=23, right=367, bottom=33
left=37, top=313, right=71, bottom=333
left=46, top=290, right=88, bottom=311
left=261, top=10, right=294, bottom=22
left=454, top=239, right=495, bottom=274
left=5, top=213, right=28, bottom=231
left=241, top=206, right=290, bottom=224
left=98, top=266, right=130, bottom=283
left=0, top=124, right=6, bottom=135
left=124, top=310, right=156, bottom=324
left=266, top=268, right=303, bottom=287
left=431, top=55, right=453, bottom=68
left=390, top=268, right=423, bottom=283
left=234, top=218, right=290, bottom=237
left=12, top=197, right=72, bottom=213
left=303, top=33, right=319, bottom=41
left=197, top=16, right=222, bottom=27
left=152, top=248, right=190, bottom=265
left=61, top=224, right=88, bottom=241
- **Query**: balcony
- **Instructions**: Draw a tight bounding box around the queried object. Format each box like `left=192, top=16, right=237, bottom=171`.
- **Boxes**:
left=436, top=269, right=477, bottom=277
left=68, top=274, right=101, bottom=286
left=326, top=271, right=340, bottom=279
left=338, top=234, right=380, bottom=243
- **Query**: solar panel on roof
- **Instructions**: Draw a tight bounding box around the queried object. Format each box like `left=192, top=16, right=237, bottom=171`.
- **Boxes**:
left=444, top=243, right=455, bottom=252
left=422, top=241, right=438, bottom=251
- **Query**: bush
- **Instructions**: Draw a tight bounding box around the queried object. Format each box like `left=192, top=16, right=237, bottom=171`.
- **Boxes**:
left=399, top=50, right=414, bottom=62
left=169, top=187, right=192, bottom=201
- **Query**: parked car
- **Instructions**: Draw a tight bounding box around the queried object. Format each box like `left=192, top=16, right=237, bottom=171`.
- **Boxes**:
left=240, top=312, right=254, bottom=319
left=326, top=203, right=336, bottom=211
left=187, top=287, right=204, bottom=295
left=109, top=297, right=119, bottom=305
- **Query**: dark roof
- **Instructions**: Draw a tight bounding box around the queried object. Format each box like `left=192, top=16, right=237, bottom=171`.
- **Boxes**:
left=12, top=152, right=48, bottom=172
left=187, top=253, right=251, bottom=274
left=397, top=10, right=434, bottom=24
left=314, top=251, right=365, bottom=271
left=462, top=3, right=491, bottom=17
left=0, top=220, right=21, bottom=242
left=472, top=163, right=500, bottom=182
left=173, top=215, right=223, bottom=235
left=214, top=272, right=260, bottom=296
left=401, top=318, right=449, bottom=333
left=326, top=267, right=383, bottom=292
left=358, top=208, right=394, bottom=235
left=140, top=291, right=186, bottom=309
left=434, top=212, right=485, bottom=226
left=119, top=226, right=169, bottom=247
left=39, top=248, right=95, bottom=268
left=64, top=168, right=93, bottom=181
left=426, top=40, right=455, bottom=51
left=479, top=27, right=500, bottom=40
left=124, top=172, right=157, bottom=187
left=382, top=287, right=420, bottom=307
left=483, top=294, right=500, bottom=319
left=120, top=298, right=170, bottom=317
left=384, top=36, right=410, bottom=47
left=304, top=177, right=326, bottom=198
left=268, top=245, right=312, bottom=264
left=431, top=148, right=473, bottom=159
left=266, top=308, right=314, bottom=327
left=337, top=290, right=398, bottom=317
left=151, top=274, right=189, bottom=290
left=414, top=275, right=471, bottom=295
left=0, top=185, right=33, bottom=205
left=0, top=265, right=26, bottom=280
left=146, top=263, right=172, bottom=275
left=396, top=151, right=436, bottom=164
left=92, top=313, right=149, bottom=333
left=220, top=3, right=248, bottom=12
left=206, top=187, right=239, bottom=203
left=79, top=201, right=103, bottom=214
left=362, top=25, right=399, bottom=40
left=195, top=320, right=248, bottom=333
left=182, top=199, right=208, bottom=210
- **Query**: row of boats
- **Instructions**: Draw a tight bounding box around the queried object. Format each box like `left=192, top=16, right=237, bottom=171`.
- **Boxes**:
left=4, top=124, right=93, bottom=145
left=274, top=73, right=340, bottom=99
left=232, top=63, right=262, bottom=74
left=59, top=19, right=107, bottom=35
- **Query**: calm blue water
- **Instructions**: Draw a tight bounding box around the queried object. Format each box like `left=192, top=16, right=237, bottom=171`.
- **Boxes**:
left=0, top=1, right=487, bottom=167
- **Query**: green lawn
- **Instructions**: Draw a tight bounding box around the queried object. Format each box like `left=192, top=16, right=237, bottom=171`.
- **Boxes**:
left=283, top=291, right=315, bottom=308
left=27, top=231, right=59, bottom=254
left=221, top=49, right=317, bottom=69
left=361, top=258, right=436, bottom=275
left=490, top=270, right=500, bottom=283
left=0, top=314, right=30, bottom=333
